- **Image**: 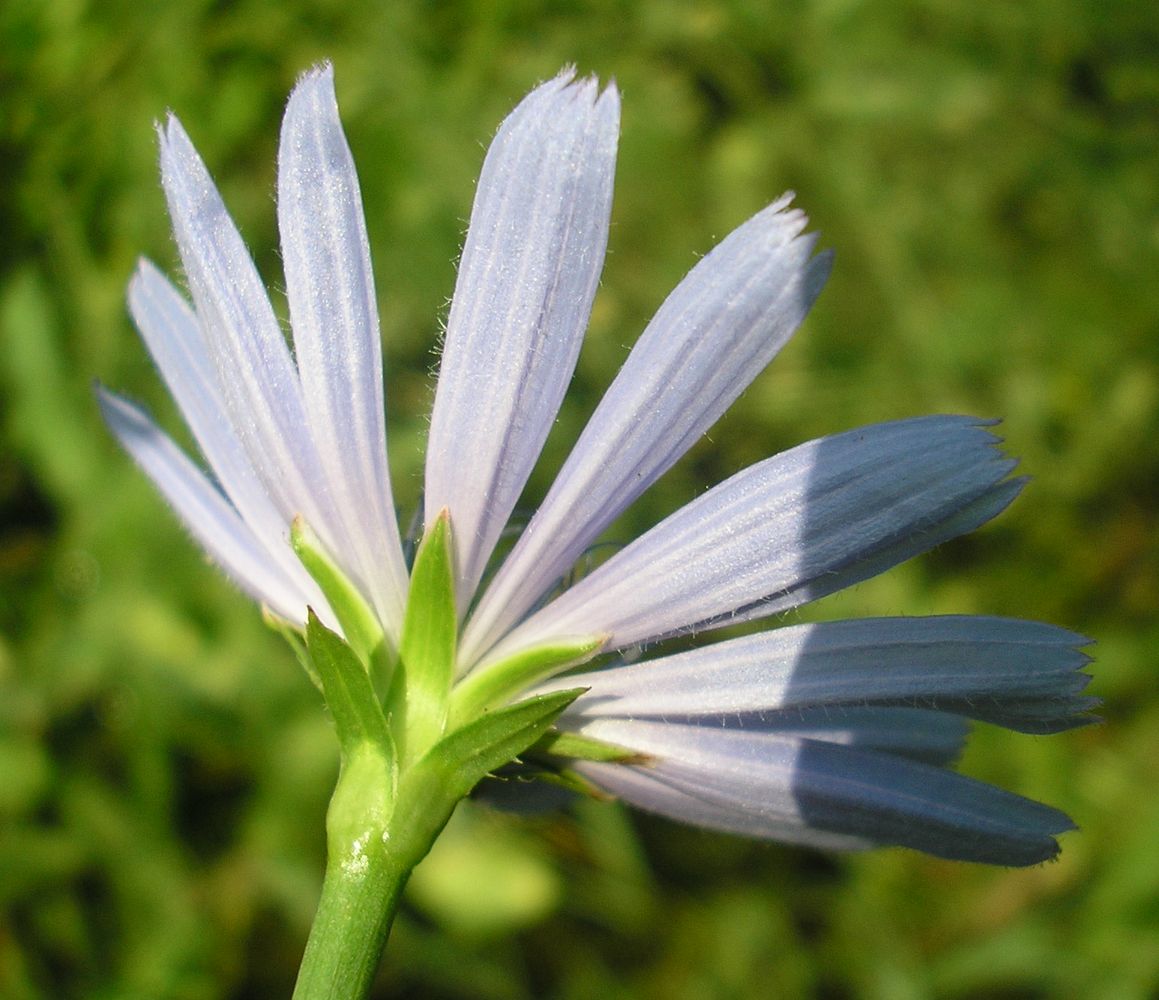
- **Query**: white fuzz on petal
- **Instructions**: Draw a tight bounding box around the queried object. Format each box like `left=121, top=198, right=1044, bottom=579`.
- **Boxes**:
left=461, top=196, right=832, bottom=665
left=425, top=70, right=620, bottom=612
left=487, top=416, right=1020, bottom=663
left=570, top=757, right=873, bottom=853
left=279, top=64, right=409, bottom=636
left=127, top=260, right=315, bottom=596
left=158, top=114, right=332, bottom=537
left=551, top=615, right=1093, bottom=734
left=97, top=388, right=328, bottom=623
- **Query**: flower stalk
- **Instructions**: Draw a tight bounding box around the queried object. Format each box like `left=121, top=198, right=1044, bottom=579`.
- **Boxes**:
left=292, top=743, right=402, bottom=1000
left=290, top=524, right=583, bottom=996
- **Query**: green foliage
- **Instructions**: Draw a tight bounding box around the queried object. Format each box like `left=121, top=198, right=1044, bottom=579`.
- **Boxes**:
left=2, top=1, right=1157, bottom=997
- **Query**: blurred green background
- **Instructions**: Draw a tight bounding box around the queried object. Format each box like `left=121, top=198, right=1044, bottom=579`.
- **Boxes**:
left=2, top=1, right=1156, bottom=997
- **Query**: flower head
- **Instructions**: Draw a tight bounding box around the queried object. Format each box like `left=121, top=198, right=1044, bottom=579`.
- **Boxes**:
left=100, top=65, right=1092, bottom=867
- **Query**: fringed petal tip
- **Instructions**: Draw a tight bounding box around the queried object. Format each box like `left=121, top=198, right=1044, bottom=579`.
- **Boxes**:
left=749, top=192, right=836, bottom=275
left=548, top=63, right=611, bottom=92
left=519, top=67, right=620, bottom=125
left=294, top=61, right=335, bottom=89
left=158, top=111, right=193, bottom=161
left=283, top=65, right=339, bottom=128
left=131, top=255, right=153, bottom=282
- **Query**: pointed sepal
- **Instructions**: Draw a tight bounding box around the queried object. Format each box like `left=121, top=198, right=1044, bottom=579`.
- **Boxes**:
left=530, top=729, right=651, bottom=766
left=392, top=510, right=457, bottom=760
left=306, top=610, right=394, bottom=770
left=403, top=688, right=585, bottom=810
left=293, top=517, right=393, bottom=687
left=449, top=634, right=607, bottom=728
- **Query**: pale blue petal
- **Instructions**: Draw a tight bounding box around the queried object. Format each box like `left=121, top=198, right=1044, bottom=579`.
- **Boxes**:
left=597, top=705, right=968, bottom=766
left=159, top=115, right=342, bottom=559
left=486, top=417, right=1020, bottom=663
left=572, top=758, right=871, bottom=853
left=726, top=706, right=969, bottom=765
left=425, top=71, right=620, bottom=610
left=127, top=260, right=315, bottom=597
left=278, top=65, right=408, bottom=638
left=97, top=388, right=329, bottom=624
left=462, top=197, right=831, bottom=667
left=570, top=719, right=1074, bottom=865
left=555, top=616, right=1093, bottom=733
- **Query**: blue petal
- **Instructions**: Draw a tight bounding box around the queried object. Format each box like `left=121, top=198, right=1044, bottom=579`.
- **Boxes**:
left=159, top=114, right=328, bottom=533
left=127, top=261, right=314, bottom=601
left=462, top=196, right=831, bottom=667
left=487, top=416, right=1021, bottom=663
left=97, top=387, right=328, bottom=623
left=278, top=64, right=409, bottom=639
left=426, top=70, right=620, bottom=612
left=556, top=615, right=1094, bottom=733
left=571, top=719, right=1074, bottom=866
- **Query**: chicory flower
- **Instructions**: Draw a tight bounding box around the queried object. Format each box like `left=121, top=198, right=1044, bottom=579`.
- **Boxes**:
left=100, top=64, right=1091, bottom=870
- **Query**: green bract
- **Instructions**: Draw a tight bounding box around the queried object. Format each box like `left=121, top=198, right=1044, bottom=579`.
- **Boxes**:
left=288, top=514, right=591, bottom=1000
left=449, top=634, right=607, bottom=729
left=293, top=517, right=392, bottom=690
left=299, top=514, right=596, bottom=811
left=392, top=509, right=457, bottom=763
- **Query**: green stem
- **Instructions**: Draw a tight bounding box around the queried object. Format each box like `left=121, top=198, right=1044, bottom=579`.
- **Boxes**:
left=290, top=833, right=406, bottom=1000
left=292, top=744, right=461, bottom=1000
